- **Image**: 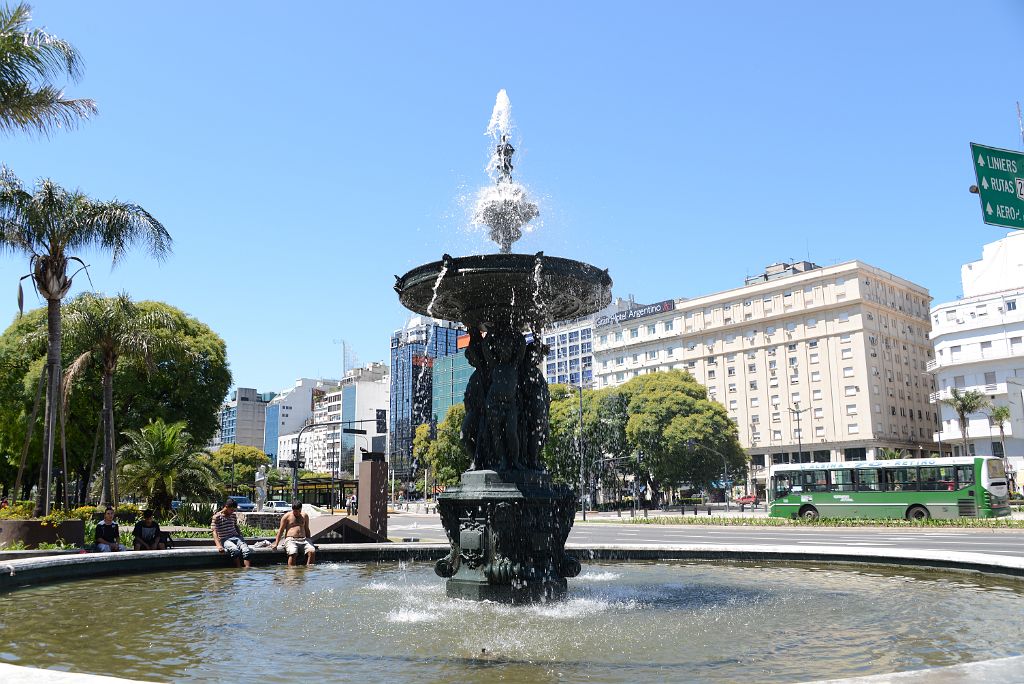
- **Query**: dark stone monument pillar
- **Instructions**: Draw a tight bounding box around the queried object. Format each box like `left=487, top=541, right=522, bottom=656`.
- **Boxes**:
left=358, top=452, right=388, bottom=538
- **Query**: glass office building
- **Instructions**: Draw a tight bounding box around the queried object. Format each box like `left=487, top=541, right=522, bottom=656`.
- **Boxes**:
left=389, top=317, right=462, bottom=474
left=432, top=335, right=473, bottom=424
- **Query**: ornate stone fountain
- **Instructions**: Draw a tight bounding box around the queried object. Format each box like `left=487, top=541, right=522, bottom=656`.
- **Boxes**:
left=394, top=92, right=612, bottom=601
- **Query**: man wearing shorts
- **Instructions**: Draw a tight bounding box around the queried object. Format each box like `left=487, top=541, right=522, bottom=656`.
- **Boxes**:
left=271, top=500, right=316, bottom=566
left=212, top=498, right=251, bottom=568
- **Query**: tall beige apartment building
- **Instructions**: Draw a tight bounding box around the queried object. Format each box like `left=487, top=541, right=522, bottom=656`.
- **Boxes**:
left=592, top=261, right=935, bottom=496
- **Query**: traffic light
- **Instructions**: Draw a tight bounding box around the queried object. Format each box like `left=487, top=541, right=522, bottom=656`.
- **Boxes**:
left=376, top=409, right=387, bottom=433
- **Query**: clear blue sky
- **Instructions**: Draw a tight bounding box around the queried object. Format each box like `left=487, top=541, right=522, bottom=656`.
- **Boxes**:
left=3, top=1, right=1023, bottom=394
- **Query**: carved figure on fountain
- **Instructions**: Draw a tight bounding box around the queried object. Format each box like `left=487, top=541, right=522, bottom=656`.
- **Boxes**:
left=480, top=325, right=526, bottom=471
left=461, top=327, right=490, bottom=470
left=520, top=340, right=550, bottom=471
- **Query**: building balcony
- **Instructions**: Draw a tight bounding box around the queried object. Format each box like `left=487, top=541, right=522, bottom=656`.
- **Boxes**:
left=930, top=383, right=1007, bottom=403
left=927, top=347, right=1020, bottom=372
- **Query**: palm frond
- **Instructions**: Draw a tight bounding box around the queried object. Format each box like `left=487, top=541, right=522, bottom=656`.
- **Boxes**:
left=0, top=2, right=95, bottom=136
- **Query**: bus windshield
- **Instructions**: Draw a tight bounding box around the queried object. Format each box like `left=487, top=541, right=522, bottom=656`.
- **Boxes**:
left=987, top=459, right=1006, bottom=480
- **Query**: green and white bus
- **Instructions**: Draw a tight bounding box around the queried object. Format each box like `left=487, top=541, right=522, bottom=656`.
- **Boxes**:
left=769, top=457, right=1011, bottom=520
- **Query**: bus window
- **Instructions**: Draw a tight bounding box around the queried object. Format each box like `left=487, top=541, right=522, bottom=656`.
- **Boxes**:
left=772, top=475, right=793, bottom=498
left=857, top=469, right=881, bottom=491
left=831, top=469, right=855, bottom=492
left=884, top=467, right=918, bottom=492
left=955, top=465, right=975, bottom=488
left=795, top=471, right=828, bottom=492
left=987, top=459, right=1006, bottom=480
left=919, top=465, right=956, bottom=491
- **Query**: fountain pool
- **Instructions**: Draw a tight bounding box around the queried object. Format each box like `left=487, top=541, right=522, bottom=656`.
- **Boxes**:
left=2, top=560, right=1023, bottom=683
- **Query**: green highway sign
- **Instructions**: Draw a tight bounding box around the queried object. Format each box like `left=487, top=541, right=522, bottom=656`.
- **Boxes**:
left=971, top=142, right=1024, bottom=230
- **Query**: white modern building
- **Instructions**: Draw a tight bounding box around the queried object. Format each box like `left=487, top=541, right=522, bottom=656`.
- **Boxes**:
left=263, top=378, right=339, bottom=466
left=541, top=296, right=639, bottom=387
left=593, top=261, right=935, bottom=497
left=279, top=363, right=390, bottom=478
left=930, top=232, right=1024, bottom=479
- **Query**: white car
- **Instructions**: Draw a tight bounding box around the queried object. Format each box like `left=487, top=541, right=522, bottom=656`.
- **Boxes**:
left=263, top=501, right=291, bottom=512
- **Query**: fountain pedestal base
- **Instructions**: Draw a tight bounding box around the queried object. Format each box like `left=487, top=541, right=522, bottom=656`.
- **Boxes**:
left=435, top=470, right=580, bottom=602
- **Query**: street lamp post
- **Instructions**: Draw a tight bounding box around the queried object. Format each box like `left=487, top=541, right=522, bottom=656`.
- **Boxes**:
left=787, top=402, right=810, bottom=464
left=577, top=380, right=587, bottom=521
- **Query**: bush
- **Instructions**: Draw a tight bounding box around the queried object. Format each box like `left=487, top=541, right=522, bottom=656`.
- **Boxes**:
left=70, top=506, right=100, bottom=521
left=0, top=501, right=34, bottom=519
left=116, top=503, right=141, bottom=521
left=175, top=502, right=216, bottom=527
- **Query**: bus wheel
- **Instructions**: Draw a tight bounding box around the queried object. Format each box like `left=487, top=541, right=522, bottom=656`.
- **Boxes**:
left=906, top=505, right=930, bottom=521
left=799, top=505, right=819, bottom=521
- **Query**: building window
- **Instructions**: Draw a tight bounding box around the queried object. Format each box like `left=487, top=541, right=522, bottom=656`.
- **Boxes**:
left=841, top=348, right=853, bottom=359
left=812, top=389, right=823, bottom=401
left=751, top=396, right=760, bottom=407
left=848, top=423, right=860, bottom=434
left=953, top=375, right=965, bottom=388
left=647, top=324, right=657, bottom=335
left=984, top=371, right=997, bottom=385
left=845, top=385, right=857, bottom=396
left=809, top=353, right=819, bottom=364
left=728, top=383, right=737, bottom=393
left=843, top=366, right=854, bottom=377
left=749, top=380, right=758, bottom=391
left=1007, top=300, right=1017, bottom=312
left=813, top=407, right=824, bottom=419
left=647, top=350, right=658, bottom=360
left=811, top=370, right=821, bottom=382
left=600, top=334, right=608, bottom=344
left=630, top=328, right=639, bottom=338
left=614, top=331, right=623, bottom=342
left=846, top=403, right=858, bottom=415
left=665, top=320, right=674, bottom=332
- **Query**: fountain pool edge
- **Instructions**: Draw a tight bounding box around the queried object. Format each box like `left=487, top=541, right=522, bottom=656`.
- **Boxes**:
left=2, top=542, right=1024, bottom=593
left=2, top=545, right=1024, bottom=684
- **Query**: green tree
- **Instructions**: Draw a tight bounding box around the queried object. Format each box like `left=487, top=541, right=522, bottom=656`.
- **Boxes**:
left=0, top=169, right=171, bottom=515
left=424, top=404, right=470, bottom=486
left=989, top=405, right=1011, bottom=464
left=0, top=301, right=229, bottom=503
left=877, top=448, right=907, bottom=460
left=941, top=388, right=990, bottom=458
left=0, top=2, right=96, bottom=136
left=620, top=371, right=746, bottom=503
left=204, top=443, right=270, bottom=495
left=61, top=292, right=180, bottom=506
left=117, top=419, right=220, bottom=515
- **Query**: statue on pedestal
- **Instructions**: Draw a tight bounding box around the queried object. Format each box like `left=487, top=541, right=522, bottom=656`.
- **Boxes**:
left=254, top=465, right=268, bottom=512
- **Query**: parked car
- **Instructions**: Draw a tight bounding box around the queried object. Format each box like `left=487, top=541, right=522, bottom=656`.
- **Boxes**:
left=264, top=500, right=291, bottom=513
left=734, top=494, right=758, bottom=506
left=227, top=495, right=256, bottom=512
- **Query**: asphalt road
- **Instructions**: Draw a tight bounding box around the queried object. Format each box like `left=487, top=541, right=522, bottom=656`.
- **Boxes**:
left=386, top=513, right=1024, bottom=557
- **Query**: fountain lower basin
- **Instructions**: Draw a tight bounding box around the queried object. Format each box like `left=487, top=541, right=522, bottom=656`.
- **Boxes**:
left=1, top=559, right=1023, bottom=683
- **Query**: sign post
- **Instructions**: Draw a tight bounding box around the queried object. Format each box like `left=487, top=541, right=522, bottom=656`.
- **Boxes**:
left=970, top=143, right=1024, bottom=230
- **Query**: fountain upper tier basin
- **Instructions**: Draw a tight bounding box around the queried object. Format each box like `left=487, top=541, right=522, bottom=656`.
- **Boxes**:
left=395, top=253, right=612, bottom=329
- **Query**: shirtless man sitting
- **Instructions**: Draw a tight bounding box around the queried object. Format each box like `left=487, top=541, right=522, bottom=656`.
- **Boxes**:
left=270, top=500, right=316, bottom=566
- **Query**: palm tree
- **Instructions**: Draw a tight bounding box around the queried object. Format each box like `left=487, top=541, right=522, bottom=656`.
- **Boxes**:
left=0, top=169, right=171, bottom=515
left=62, top=292, right=179, bottom=506
left=877, top=448, right=907, bottom=460
left=0, top=2, right=97, bottom=135
left=989, top=404, right=1011, bottom=464
left=117, top=419, right=220, bottom=516
left=940, top=388, right=990, bottom=459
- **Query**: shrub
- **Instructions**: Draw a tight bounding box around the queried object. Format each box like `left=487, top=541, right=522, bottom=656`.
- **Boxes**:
left=116, top=503, right=141, bottom=520
left=0, top=501, right=34, bottom=520
left=70, top=505, right=100, bottom=521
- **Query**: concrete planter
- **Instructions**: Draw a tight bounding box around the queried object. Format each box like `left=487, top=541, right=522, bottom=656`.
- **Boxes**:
left=0, top=519, right=85, bottom=549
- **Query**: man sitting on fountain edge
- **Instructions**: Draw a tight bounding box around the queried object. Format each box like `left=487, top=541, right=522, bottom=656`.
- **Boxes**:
left=270, top=500, right=316, bottom=566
